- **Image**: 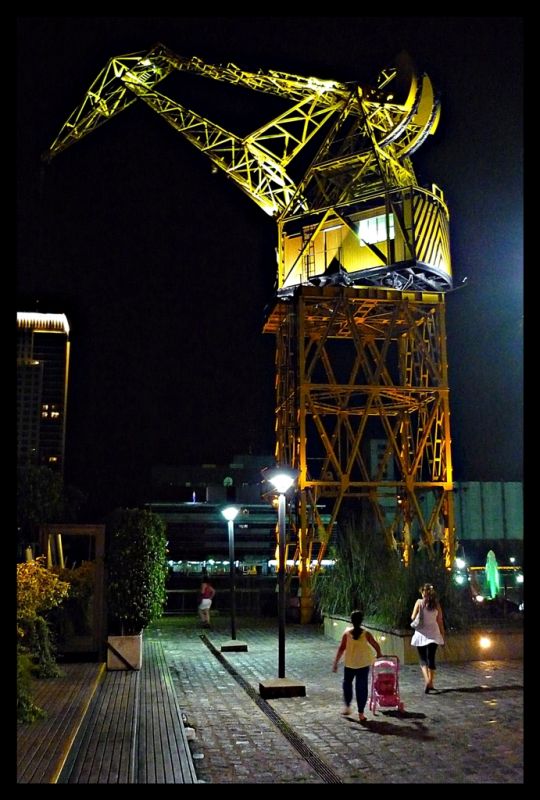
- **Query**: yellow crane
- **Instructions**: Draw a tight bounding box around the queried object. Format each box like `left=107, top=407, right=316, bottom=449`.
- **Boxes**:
left=46, top=45, right=455, bottom=621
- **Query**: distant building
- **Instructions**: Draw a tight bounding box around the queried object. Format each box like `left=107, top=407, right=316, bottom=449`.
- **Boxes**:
left=147, top=501, right=278, bottom=567
left=451, top=481, right=523, bottom=563
left=150, top=454, right=277, bottom=568
left=17, top=312, right=70, bottom=472
left=149, top=453, right=334, bottom=570
left=151, top=453, right=273, bottom=504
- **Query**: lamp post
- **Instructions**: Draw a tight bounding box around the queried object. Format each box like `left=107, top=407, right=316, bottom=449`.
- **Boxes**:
left=268, top=474, right=295, bottom=677
left=221, top=505, right=239, bottom=640
left=220, top=506, right=248, bottom=653
left=258, top=467, right=305, bottom=698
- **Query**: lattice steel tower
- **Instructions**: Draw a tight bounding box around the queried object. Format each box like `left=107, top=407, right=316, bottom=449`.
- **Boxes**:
left=45, top=46, right=455, bottom=620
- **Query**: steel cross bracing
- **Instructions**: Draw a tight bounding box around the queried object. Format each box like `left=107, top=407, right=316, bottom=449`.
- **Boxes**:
left=45, top=46, right=456, bottom=618
left=265, top=285, right=455, bottom=578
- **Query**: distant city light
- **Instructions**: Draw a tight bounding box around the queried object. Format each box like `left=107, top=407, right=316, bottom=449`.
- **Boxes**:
left=455, top=558, right=466, bottom=570
left=516, top=574, right=524, bottom=584
left=509, top=557, right=516, bottom=564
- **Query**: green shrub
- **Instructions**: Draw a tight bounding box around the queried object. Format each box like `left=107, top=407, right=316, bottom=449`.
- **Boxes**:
left=17, top=651, right=46, bottom=723
left=314, top=509, right=476, bottom=630
left=17, top=558, right=70, bottom=720
left=106, top=509, right=168, bottom=635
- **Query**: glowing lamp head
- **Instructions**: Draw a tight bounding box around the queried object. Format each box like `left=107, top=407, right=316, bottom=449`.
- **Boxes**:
left=479, top=636, right=492, bottom=650
left=221, top=506, right=239, bottom=522
left=264, top=467, right=299, bottom=495
left=455, top=558, right=466, bottom=570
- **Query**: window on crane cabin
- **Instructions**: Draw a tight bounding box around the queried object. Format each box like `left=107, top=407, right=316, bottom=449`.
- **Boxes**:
left=358, top=213, right=395, bottom=245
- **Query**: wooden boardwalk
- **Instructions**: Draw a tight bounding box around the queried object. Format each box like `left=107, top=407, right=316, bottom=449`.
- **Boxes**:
left=17, top=638, right=197, bottom=784
left=58, top=637, right=197, bottom=783
left=17, top=662, right=105, bottom=783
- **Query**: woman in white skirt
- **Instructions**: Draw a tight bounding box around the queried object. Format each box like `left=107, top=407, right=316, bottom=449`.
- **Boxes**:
left=198, top=580, right=215, bottom=626
left=411, top=583, right=445, bottom=693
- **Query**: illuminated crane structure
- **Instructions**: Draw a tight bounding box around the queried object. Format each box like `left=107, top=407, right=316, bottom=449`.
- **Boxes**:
left=46, top=44, right=455, bottom=620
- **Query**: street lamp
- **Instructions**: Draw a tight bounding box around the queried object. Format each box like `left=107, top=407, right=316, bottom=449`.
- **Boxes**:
left=267, top=470, right=296, bottom=678
left=220, top=506, right=248, bottom=653
left=258, top=467, right=305, bottom=698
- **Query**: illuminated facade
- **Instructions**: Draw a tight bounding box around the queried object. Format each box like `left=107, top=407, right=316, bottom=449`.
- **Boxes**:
left=17, top=312, right=70, bottom=471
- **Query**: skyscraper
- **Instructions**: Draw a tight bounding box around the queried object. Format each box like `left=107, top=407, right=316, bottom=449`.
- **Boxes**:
left=17, top=312, right=70, bottom=472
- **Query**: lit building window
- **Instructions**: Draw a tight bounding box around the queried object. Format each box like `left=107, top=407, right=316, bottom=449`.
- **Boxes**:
left=48, top=456, right=58, bottom=463
left=359, top=213, right=394, bottom=245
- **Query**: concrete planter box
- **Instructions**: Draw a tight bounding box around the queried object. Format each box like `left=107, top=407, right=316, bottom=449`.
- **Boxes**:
left=106, top=633, right=143, bottom=670
left=324, top=614, right=523, bottom=664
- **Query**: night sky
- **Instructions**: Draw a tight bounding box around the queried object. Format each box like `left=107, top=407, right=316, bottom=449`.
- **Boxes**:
left=17, top=17, right=523, bottom=515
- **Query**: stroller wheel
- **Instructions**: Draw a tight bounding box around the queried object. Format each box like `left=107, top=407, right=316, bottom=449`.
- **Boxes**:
left=398, top=702, right=405, bottom=712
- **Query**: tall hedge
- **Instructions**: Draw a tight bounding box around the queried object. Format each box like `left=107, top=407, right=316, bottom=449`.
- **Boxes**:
left=106, top=509, right=168, bottom=635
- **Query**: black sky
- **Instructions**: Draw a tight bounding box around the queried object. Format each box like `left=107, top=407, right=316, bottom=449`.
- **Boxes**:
left=17, top=17, right=523, bottom=513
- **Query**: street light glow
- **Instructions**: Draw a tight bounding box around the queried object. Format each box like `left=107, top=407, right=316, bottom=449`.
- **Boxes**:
left=264, top=467, right=299, bottom=495
left=268, top=472, right=295, bottom=494
left=222, top=505, right=240, bottom=522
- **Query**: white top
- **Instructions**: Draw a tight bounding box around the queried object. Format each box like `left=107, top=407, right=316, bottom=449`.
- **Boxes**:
left=411, top=604, right=444, bottom=646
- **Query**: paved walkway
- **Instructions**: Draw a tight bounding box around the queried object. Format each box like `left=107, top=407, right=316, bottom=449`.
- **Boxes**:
left=18, top=615, right=524, bottom=783
left=157, top=615, right=524, bottom=784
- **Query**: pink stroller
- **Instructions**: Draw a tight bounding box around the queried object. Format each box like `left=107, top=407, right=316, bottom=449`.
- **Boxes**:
left=369, top=656, right=404, bottom=714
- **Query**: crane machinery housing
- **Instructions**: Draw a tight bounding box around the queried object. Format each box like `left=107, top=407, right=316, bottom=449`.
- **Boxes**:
left=46, top=44, right=455, bottom=622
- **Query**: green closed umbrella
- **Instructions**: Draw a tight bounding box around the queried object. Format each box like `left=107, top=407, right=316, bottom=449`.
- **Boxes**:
left=485, top=550, right=500, bottom=599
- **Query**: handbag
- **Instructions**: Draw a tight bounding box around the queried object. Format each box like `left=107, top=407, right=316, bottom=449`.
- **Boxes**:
left=411, top=603, right=424, bottom=629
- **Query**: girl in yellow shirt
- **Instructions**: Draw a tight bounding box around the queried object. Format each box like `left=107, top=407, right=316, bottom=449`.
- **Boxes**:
left=332, top=609, right=382, bottom=721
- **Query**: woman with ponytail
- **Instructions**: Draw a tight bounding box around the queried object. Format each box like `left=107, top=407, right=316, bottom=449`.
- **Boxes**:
left=332, top=609, right=382, bottom=721
left=411, top=583, right=445, bottom=693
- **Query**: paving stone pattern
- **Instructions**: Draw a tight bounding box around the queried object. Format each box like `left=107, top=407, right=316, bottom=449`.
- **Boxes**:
left=154, top=616, right=523, bottom=784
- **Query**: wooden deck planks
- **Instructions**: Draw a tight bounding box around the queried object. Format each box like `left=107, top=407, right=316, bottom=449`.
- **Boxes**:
left=56, top=637, right=196, bottom=783
left=17, top=662, right=104, bottom=784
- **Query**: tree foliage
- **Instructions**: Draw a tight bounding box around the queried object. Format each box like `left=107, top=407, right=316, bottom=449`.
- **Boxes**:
left=17, top=466, right=65, bottom=532
left=17, top=557, right=70, bottom=631
left=16, top=465, right=87, bottom=553
left=17, top=558, right=71, bottom=720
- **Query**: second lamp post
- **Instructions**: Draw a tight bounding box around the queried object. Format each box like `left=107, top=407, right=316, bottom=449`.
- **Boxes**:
left=221, top=505, right=239, bottom=640
left=266, top=468, right=298, bottom=678
left=220, top=505, right=248, bottom=652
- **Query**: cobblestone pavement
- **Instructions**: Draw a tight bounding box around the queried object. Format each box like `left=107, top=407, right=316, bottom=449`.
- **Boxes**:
left=154, top=616, right=523, bottom=784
